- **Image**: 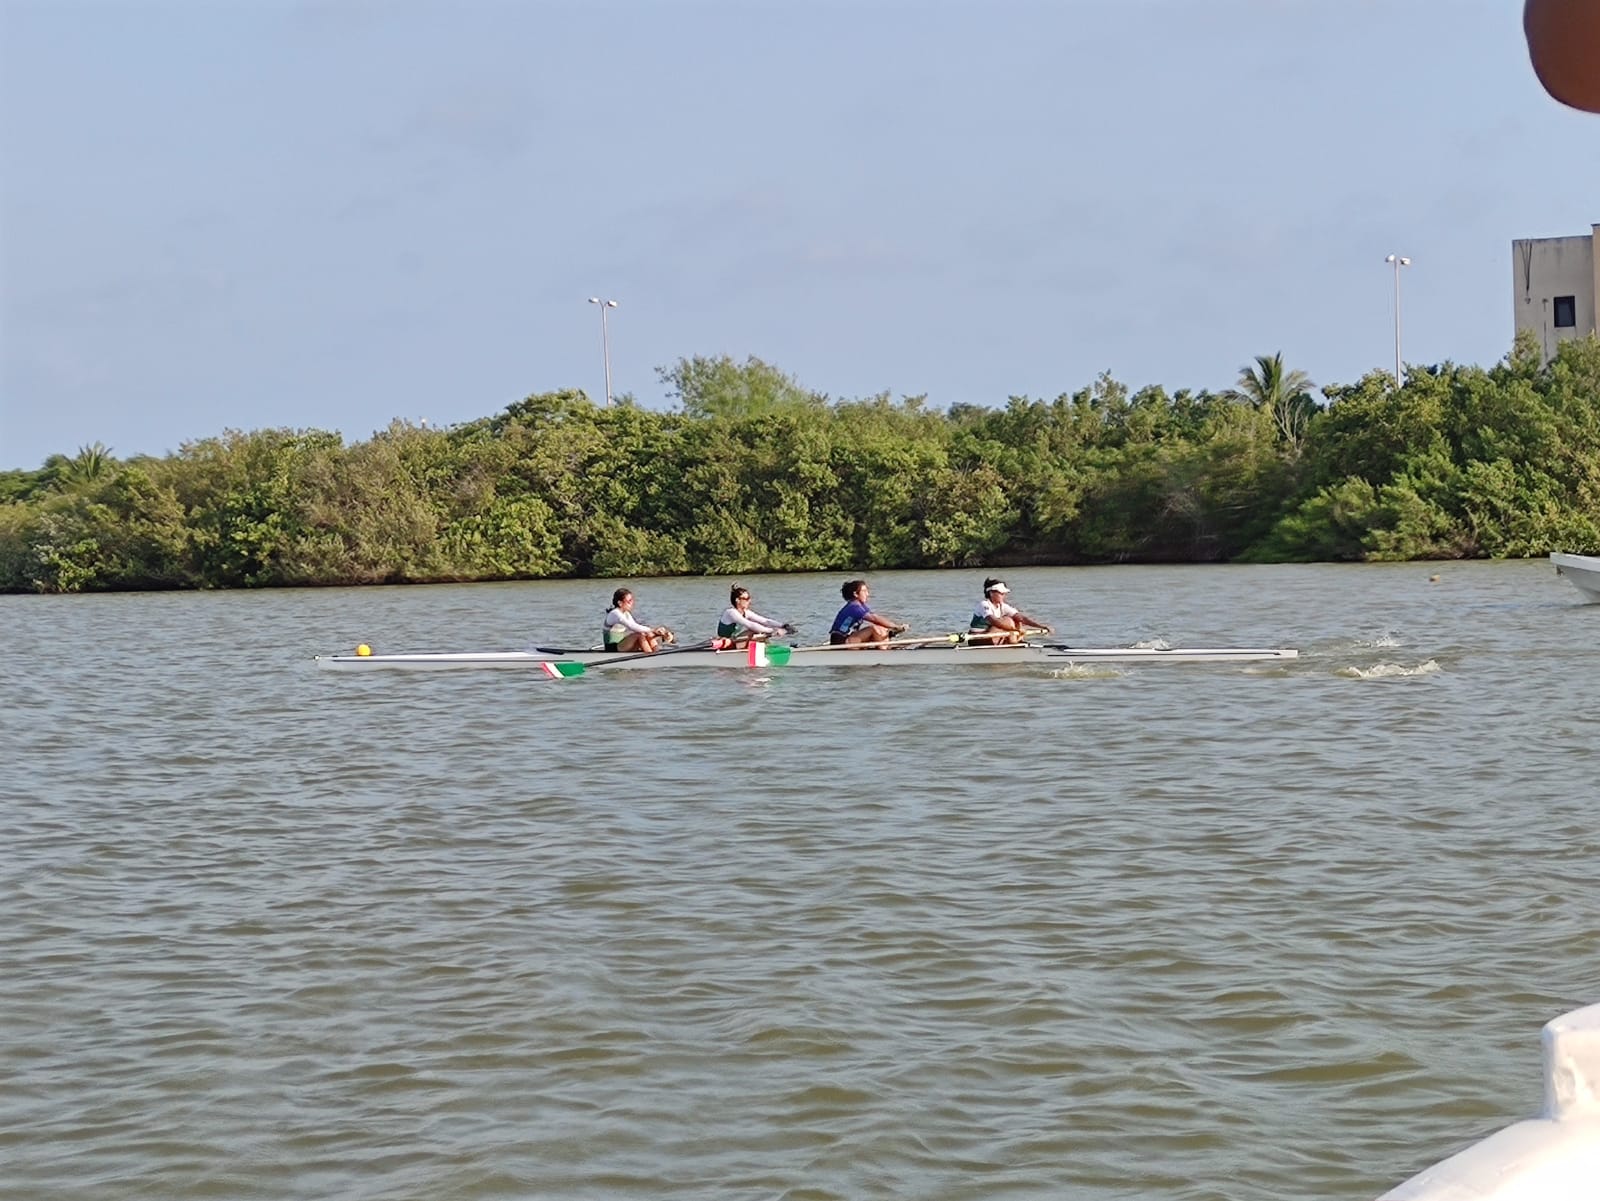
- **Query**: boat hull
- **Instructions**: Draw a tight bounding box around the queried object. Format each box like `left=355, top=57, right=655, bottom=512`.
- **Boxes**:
left=315, top=643, right=1299, bottom=672
left=1551, top=552, right=1600, bottom=603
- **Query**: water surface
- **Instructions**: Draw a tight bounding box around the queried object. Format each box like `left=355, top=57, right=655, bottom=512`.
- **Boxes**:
left=5, top=561, right=1597, bottom=1200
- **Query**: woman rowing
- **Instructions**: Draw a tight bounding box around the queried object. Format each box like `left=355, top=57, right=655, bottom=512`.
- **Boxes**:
left=968, top=577, right=1052, bottom=645
left=717, top=585, right=792, bottom=647
left=829, top=579, right=909, bottom=646
left=603, top=587, right=675, bottom=653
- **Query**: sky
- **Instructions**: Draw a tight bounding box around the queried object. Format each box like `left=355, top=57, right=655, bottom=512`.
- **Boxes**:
left=1, top=0, right=1597, bottom=469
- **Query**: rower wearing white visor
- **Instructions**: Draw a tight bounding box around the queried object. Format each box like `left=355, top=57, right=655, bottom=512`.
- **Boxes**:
left=716, top=585, right=793, bottom=646
left=968, top=577, right=1052, bottom=645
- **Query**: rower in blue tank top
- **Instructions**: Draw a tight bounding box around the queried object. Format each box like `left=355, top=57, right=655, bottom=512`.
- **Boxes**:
left=829, top=579, right=909, bottom=646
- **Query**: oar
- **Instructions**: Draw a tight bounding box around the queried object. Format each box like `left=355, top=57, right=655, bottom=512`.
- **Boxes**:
left=828, top=632, right=969, bottom=650
left=746, top=633, right=975, bottom=666
left=538, top=661, right=588, bottom=678
left=536, top=638, right=722, bottom=678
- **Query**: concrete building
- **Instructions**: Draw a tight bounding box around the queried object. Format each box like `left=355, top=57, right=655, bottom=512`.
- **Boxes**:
left=1512, top=225, right=1599, bottom=362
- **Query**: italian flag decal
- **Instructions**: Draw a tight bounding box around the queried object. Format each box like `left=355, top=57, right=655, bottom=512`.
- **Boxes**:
left=746, top=643, right=791, bottom=667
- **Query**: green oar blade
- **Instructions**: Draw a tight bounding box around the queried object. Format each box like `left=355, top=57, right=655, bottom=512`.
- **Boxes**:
left=744, top=642, right=793, bottom=667
left=539, top=661, right=585, bottom=678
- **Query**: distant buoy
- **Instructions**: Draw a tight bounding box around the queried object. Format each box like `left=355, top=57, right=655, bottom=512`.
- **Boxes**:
left=356, top=644, right=372, bottom=656
left=1429, top=575, right=1440, bottom=583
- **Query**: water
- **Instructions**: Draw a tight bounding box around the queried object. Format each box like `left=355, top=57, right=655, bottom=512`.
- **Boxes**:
left=4, top=562, right=1597, bottom=1200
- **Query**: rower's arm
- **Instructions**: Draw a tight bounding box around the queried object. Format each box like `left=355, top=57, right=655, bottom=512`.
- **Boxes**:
left=743, top=609, right=787, bottom=634
left=613, top=610, right=655, bottom=635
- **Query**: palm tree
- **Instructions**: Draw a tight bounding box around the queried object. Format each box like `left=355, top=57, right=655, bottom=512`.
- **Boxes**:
left=1227, top=353, right=1317, bottom=453
left=62, top=442, right=115, bottom=485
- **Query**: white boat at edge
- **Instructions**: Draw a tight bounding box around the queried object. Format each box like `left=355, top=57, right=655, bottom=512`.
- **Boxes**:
left=1551, top=552, right=1600, bottom=603
left=315, top=642, right=1299, bottom=672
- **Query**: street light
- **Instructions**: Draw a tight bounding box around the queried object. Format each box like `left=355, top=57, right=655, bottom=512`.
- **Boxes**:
left=1384, top=254, right=1411, bottom=386
left=587, top=297, right=619, bottom=407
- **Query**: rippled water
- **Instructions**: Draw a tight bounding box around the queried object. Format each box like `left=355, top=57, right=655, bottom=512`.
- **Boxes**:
left=5, top=562, right=1597, bottom=1200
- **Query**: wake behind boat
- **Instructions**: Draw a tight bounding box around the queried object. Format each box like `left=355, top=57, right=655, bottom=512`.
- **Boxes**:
left=315, top=639, right=1299, bottom=672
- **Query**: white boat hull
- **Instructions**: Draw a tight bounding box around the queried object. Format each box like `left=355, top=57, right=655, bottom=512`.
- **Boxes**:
left=1551, top=552, right=1600, bottom=603
left=316, top=642, right=1299, bottom=672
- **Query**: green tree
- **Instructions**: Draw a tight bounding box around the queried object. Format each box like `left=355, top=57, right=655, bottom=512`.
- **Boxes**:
left=1226, top=353, right=1317, bottom=454
left=660, top=355, right=824, bottom=420
left=63, top=442, right=116, bottom=486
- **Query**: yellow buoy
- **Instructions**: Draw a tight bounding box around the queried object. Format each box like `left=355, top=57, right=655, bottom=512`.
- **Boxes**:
left=1429, top=575, right=1440, bottom=583
left=356, top=644, right=372, bottom=656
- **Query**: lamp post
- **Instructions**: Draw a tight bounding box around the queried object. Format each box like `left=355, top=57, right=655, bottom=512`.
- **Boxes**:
left=587, top=297, right=618, bottom=407
left=1384, top=255, right=1411, bottom=386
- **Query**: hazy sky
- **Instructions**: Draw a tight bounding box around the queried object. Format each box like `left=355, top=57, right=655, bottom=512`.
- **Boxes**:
left=2, top=0, right=1596, bottom=468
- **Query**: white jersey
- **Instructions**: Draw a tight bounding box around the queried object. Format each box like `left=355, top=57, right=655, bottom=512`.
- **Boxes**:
left=971, top=598, right=1019, bottom=629
left=719, top=606, right=785, bottom=637
left=604, top=607, right=655, bottom=644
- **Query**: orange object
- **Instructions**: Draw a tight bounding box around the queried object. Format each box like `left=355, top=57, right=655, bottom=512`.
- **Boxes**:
left=1525, top=0, right=1600, bottom=113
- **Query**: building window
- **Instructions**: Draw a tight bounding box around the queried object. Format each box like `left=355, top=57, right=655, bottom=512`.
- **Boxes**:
left=1554, top=295, right=1577, bottom=328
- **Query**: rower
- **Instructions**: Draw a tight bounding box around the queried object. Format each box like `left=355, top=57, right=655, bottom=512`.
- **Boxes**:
left=829, top=579, right=909, bottom=646
left=717, top=585, right=792, bottom=647
left=968, top=578, right=1052, bottom=645
left=603, top=588, right=675, bottom=653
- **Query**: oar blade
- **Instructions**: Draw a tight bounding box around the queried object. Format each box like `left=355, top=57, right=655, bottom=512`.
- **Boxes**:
left=745, top=642, right=792, bottom=667
left=540, top=660, right=585, bottom=678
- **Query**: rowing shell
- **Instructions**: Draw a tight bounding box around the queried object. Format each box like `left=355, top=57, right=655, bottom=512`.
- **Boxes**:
left=314, top=642, right=1299, bottom=671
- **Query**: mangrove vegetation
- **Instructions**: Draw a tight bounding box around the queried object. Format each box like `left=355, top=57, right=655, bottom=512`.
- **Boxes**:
left=2, top=334, right=1598, bottom=593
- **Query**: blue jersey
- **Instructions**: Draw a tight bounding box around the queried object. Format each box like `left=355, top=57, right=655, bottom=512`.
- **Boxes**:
left=831, top=599, right=872, bottom=636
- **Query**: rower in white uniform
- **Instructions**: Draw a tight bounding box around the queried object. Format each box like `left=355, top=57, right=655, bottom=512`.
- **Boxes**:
left=968, top=578, right=1052, bottom=645
left=716, top=585, right=792, bottom=647
left=603, top=588, right=675, bottom=653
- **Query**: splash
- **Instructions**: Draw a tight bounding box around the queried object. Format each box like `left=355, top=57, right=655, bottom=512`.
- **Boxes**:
left=1355, top=633, right=1403, bottom=649
left=1048, top=663, right=1124, bottom=680
left=1337, top=660, right=1442, bottom=679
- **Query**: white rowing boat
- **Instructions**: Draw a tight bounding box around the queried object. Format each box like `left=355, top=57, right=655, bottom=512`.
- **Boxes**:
left=1551, top=552, right=1600, bottom=603
left=315, top=640, right=1299, bottom=672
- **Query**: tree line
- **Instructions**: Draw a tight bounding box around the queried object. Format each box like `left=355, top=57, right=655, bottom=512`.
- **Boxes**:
left=3, top=334, right=1597, bottom=593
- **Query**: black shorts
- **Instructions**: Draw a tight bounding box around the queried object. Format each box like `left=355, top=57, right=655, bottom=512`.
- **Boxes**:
left=829, top=631, right=848, bottom=645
